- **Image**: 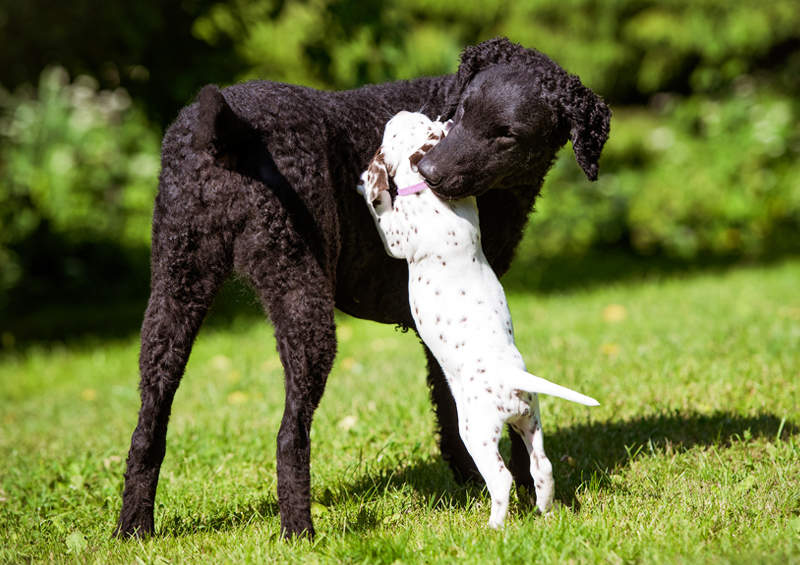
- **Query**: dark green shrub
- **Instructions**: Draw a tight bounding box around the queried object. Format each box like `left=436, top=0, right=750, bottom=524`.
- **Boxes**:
left=519, top=87, right=800, bottom=260
left=0, top=67, right=159, bottom=303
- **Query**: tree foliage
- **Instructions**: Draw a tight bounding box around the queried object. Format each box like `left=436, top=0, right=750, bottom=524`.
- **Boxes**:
left=0, top=0, right=799, bottom=310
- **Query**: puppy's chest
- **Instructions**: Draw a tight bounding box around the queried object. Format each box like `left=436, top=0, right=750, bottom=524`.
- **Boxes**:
left=394, top=192, right=480, bottom=258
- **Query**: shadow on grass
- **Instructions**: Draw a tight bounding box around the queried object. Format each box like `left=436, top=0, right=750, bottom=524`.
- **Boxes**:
left=156, top=410, right=795, bottom=536
left=0, top=276, right=265, bottom=349
left=322, top=411, right=796, bottom=520
left=158, top=497, right=281, bottom=537
left=546, top=410, right=796, bottom=509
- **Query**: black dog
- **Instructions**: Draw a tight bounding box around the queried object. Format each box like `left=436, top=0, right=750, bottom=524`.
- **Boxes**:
left=115, top=37, right=610, bottom=539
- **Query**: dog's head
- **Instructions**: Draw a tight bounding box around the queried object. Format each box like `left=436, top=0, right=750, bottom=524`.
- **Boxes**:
left=418, top=37, right=611, bottom=199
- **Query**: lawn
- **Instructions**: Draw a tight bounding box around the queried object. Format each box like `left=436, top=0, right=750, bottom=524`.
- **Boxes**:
left=1, top=258, right=798, bottom=563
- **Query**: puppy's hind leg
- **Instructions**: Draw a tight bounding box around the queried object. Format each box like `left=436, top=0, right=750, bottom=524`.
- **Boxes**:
left=424, top=347, right=481, bottom=484
left=459, top=411, right=514, bottom=528
left=512, top=394, right=555, bottom=515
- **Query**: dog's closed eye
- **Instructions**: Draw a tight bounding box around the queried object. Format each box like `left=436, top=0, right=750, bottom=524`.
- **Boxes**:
left=491, top=125, right=514, bottom=139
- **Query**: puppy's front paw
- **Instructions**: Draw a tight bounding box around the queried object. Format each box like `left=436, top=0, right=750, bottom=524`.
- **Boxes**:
left=373, top=189, right=392, bottom=213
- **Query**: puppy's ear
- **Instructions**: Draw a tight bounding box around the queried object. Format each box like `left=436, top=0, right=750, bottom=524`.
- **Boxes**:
left=559, top=77, right=611, bottom=181
left=365, top=148, right=391, bottom=203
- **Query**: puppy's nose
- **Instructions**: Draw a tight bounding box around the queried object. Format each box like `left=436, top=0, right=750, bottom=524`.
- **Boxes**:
left=417, top=158, right=442, bottom=187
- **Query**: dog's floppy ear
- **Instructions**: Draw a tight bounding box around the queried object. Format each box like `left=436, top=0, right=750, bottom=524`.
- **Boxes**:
left=559, top=77, right=611, bottom=181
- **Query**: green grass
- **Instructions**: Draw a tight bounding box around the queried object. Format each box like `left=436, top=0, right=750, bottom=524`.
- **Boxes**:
left=2, top=258, right=799, bottom=563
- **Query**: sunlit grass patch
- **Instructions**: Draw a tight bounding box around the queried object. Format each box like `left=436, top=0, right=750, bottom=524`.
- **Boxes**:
left=1, top=259, right=798, bottom=563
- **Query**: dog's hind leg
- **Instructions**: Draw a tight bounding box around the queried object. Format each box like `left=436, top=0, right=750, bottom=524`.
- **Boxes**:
left=238, top=241, right=337, bottom=539
left=458, top=409, right=514, bottom=528
left=423, top=346, right=482, bottom=484
left=424, top=354, right=538, bottom=491
left=115, top=205, right=231, bottom=538
left=511, top=395, right=554, bottom=515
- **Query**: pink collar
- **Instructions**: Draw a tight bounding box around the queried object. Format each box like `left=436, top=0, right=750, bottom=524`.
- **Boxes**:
left=397, top=181, right=428, bottom=196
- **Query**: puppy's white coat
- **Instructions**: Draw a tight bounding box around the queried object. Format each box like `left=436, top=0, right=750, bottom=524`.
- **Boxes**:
left=358, top=111, right=598, bottom=528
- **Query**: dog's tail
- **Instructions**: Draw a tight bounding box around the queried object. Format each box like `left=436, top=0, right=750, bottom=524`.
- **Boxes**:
left=191, top=84, right=255, bottom=155
left=504, top=367, right=599, bottom=406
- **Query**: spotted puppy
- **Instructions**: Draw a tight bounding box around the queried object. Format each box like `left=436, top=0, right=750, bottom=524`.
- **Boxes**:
left=357, top=111, right=599, bottom=528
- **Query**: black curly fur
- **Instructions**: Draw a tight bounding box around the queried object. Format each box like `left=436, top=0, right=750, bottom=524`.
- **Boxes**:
left=450, top=37, right=610, bottom=181
left=114, top=37, right=610, bottom=540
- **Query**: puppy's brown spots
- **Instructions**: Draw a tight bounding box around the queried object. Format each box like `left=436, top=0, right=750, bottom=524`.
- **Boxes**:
left=367, top=149, right=389, bottom=195
left=409, top=150, right=425, bottom=167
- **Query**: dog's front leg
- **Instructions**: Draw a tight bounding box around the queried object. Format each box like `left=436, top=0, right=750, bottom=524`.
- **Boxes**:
left=357, top=178, right=406, bottom=259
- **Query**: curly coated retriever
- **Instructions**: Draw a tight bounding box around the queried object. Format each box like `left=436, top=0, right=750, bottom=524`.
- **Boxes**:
left=114, top=37, right=611, bottom=539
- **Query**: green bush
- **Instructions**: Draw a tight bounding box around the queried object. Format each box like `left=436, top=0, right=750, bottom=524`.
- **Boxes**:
left=519, top=86, right=800, bottom=260
left=2, top=1, right=799, bottom=315
left=191, top=0, right=800, bottom=99
left=0, top=67, right=160, bottom=302
left=191, top=0, right=800, bottom=263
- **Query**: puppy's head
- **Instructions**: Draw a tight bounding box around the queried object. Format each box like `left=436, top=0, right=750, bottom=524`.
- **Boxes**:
left=381, top=111, right=448, bottom=177
left=362, top=112, right=448, bottom=201
left=419, top=37, right=611, bottom=199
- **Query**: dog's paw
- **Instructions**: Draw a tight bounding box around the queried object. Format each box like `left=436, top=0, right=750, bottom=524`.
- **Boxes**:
left=373, top=189, right=392, bottom=213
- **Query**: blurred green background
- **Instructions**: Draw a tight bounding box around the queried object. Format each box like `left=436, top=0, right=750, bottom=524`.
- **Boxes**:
left=1, top=0, right=799, bottom=341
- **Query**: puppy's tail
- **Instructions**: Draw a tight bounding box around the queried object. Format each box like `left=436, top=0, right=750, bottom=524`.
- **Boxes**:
left=505, top=367, right=599, bottom=406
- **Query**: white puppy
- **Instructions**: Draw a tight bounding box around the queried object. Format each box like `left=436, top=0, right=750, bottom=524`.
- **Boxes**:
left=357, top=111, right=599, bottom=528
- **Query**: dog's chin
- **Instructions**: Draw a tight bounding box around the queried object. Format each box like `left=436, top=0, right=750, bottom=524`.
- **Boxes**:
left=430, top=176, right=496, bottom=200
